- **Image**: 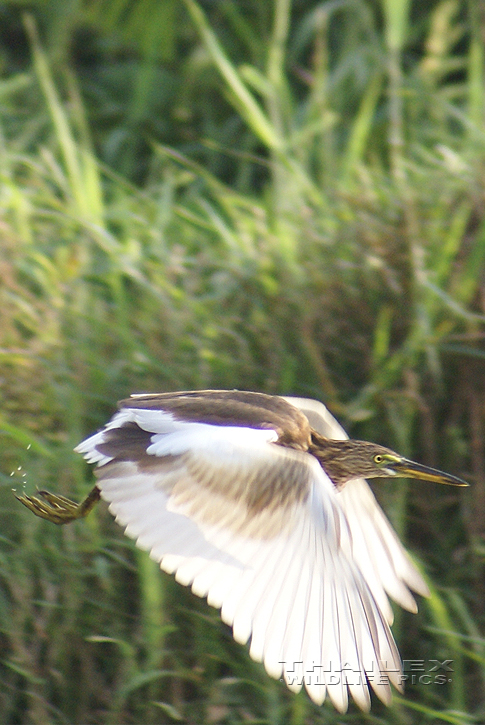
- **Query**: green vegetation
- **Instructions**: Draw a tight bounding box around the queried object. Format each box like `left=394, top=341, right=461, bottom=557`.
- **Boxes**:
left=0, top=0, right=484, bottom=722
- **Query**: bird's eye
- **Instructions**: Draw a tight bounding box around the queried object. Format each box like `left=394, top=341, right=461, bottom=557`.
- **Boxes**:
left=374, top=454, right=384, bottom=464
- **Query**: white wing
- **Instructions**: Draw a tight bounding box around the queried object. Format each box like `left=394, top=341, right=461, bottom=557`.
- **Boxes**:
left=76, top=403, right=403, bottom=711
left=283, top=397, right=430, bottom=622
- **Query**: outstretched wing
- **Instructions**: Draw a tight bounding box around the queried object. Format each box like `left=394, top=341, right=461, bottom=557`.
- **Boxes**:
left=76, top=392, right=402, bottom=712
left=283, top=396, right=430, bottom=623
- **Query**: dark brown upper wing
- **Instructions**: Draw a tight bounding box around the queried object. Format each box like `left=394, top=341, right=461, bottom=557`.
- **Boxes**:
left=120, top=390, right=312, bottom=450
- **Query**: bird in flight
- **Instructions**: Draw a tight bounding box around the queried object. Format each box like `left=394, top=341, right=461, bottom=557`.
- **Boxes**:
left=17, top=390, right=467, bottom=712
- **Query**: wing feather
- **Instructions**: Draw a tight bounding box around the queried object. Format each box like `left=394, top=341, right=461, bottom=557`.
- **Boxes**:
left=75, top=394, right=406, bottom=710
left=284, top=396, right=430, bottom=616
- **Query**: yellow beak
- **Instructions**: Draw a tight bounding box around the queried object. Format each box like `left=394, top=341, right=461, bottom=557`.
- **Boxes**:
left=391, top=459, right=469, bottom=487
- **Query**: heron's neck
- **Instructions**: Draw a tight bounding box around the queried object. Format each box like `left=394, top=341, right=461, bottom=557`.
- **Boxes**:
left=308, top=432, right=359, bottom=488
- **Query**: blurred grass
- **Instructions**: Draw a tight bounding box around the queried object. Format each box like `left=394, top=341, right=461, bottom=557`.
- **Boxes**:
left=0, top=0, right=484, bottom=722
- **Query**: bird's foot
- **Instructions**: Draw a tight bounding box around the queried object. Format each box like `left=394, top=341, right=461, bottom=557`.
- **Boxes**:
left=16, top=486, right=101, bottom=525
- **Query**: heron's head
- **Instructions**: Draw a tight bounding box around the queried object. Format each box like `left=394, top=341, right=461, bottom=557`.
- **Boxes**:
left=310, top=436, right=469, bottom=488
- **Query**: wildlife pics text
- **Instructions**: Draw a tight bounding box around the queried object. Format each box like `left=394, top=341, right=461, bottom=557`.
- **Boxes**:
left=277, top=658, right=455, bottom=687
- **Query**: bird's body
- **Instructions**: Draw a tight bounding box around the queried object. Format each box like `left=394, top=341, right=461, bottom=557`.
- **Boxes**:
left=17, top=390, right=467, bottom=712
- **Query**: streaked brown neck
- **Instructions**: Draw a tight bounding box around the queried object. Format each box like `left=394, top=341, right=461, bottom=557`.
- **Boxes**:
left=309, top=432, right=363, bottom=488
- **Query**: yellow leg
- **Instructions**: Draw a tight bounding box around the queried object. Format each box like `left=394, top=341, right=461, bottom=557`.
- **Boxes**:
left=16, top=486, right=101, bottom=525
